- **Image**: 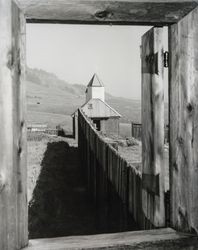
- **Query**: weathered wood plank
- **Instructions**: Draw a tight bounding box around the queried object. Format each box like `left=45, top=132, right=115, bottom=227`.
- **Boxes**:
left=17, top=0, right=198, bottom=25
left=0, top=1, right=13, bottom=248
left=22, top=228, right=198, bottom=250
left=169, top=6, right=198, bottom=233
left=14, top=1, right=28, bottom=247
left=141, top=27, right=165, bottom=227
left=0, top=0, right=27, bottom=249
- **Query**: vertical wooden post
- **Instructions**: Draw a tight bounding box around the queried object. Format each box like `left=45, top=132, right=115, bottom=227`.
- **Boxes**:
left=0, top=0, right=28, bottom=249
left=72, top=115, right=75, bottom=139
left=141, top=27, right=165, bottom=228
left=15, top=2, right=28, bottom=247
left=169, top=6, right=198, bottom=233
left=0, top=1, right=12, bottom=247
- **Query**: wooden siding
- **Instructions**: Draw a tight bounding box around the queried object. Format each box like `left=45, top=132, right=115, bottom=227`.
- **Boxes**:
left=18, top=0, right=198, bottom=25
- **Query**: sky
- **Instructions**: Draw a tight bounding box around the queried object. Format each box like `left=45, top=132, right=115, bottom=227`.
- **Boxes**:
left=26, top=24, right=168, bottom=100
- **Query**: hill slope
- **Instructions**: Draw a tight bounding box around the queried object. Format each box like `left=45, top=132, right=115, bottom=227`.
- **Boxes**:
left=26, top=68, right=167, bottom=129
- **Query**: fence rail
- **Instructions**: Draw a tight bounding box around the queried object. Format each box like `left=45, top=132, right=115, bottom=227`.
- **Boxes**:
left=78, top=110, right=167, bottom=230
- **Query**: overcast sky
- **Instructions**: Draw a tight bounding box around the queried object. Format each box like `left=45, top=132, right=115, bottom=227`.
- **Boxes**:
left=26, top=24, right=167, bottom=100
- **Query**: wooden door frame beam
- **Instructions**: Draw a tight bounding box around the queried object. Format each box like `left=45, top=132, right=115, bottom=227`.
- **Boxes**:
left=18, top=0, right=198, bottom=25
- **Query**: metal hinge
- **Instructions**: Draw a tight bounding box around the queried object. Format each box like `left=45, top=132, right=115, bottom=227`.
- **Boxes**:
left=164, top=51, right=169, bottom=68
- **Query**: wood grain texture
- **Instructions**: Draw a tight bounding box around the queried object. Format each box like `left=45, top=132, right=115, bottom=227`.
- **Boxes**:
left=23, top=228, right=198, bottom=250
left=169, top=6, right=198, bottom=234
left=78, top=109, right=159, bottom=230
left=0, top=0, right=27, bottom=249
left=0, top=1, right=13, bottom=248
left=141, top=27, right=165, bottom=228
left=14, top=1, right=28, bottom=247
left=17, top=0, right=198, bottom=25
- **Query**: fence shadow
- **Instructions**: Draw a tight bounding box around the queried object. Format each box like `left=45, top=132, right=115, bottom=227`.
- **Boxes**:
left=28, top=140, right=139, bottom=239
left=28, top=141, right=97, bottom=239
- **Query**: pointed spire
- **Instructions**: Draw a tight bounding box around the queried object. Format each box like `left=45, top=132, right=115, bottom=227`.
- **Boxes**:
left=87, top=73, right=104, bottom=87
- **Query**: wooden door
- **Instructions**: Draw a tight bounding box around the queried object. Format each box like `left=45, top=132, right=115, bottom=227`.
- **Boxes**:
left=169, top=6, right=198, bottom=233
left=0, top=0, right=28, bottom=249
left=141, top=27, right=165, bottom=228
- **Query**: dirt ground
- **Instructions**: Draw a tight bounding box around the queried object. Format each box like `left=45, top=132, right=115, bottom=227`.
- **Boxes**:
left=27, top=133, right=169, bottom=240
left=118, top=141, right=169, bottom=192
left=27, top=135, right=77, bottom=202
left=28, top=134, right=138, bottom=239
left=28, top=135, right=99, bottom=239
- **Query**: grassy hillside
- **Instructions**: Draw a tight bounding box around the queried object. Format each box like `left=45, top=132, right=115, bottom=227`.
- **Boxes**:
left=26, top=68, right=168, bottom=130
left=27, top=68, right=84, bottom=131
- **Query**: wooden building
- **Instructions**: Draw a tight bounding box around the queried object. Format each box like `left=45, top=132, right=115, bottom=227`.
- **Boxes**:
left=72, top=74, right=121, bottom=139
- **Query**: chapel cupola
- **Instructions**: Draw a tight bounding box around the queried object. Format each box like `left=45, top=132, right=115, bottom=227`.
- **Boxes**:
left=85, top=73, right=105, bottom=102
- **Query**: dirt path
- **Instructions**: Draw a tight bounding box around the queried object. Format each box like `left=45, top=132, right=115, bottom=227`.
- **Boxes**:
left=28, top=136, right=138, bottom=239
left=28, top=138, right=99, bottom=239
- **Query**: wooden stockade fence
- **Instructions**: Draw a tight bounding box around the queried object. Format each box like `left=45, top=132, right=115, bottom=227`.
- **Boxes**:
left=78, top=110, right=166, bottom=230
left=27, top=124, right=68, bottom=138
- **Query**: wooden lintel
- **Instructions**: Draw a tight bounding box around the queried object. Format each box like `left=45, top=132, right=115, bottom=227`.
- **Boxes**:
left=17, top=0, right=198, bottom=25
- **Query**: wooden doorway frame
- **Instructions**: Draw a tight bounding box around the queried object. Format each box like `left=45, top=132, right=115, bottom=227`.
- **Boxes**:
left=1, top=0, right=198, bottom=249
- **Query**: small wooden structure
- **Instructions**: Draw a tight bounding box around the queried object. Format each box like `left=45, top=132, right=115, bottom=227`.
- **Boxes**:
left=131, top=123, right=142, bottom=140
left=72, top=74, right=121, bottom=138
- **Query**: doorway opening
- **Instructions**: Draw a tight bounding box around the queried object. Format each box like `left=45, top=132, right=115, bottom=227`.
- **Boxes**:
left=26, top=23, right=169, bottom=239
left=93, top=119, right=101, bottom=131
